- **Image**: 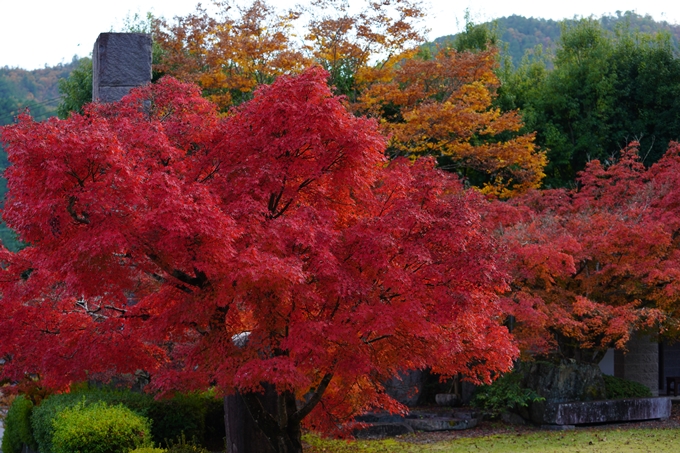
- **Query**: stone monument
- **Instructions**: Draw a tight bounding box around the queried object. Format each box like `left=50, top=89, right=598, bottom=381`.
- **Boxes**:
left=92, top=33, right=152, bottom=103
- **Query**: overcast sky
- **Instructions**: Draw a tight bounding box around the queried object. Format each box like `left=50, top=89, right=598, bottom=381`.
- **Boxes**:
left=2, top=0, right=680, bottom=70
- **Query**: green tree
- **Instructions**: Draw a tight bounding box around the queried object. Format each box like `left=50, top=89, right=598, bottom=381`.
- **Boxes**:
left=499, top=19, right=680, bottom=186
left=56, top=58, right=92, bottom=118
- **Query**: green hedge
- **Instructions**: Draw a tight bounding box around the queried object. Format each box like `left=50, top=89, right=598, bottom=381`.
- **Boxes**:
left=51, top=402, right=152, bottom=453
left=128, top=449, right=167, bottom=453
left=1, top=395, right=38, bottom=453
left=603, top=374, right=653, bottom=399
left=31, top=386, right=225, bottom=451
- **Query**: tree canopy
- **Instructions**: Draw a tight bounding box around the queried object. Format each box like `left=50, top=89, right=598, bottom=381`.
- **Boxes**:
left=489, top=143, right=680, bottom=363
left=0, top=69, right=516, bottom=452
left=358, top=45, right=545, bottom=198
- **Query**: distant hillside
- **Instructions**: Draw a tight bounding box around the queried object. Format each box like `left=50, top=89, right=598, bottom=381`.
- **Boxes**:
left=433, top=11, right=680, bottom=65
left=0, top=57, right=82, bottom=124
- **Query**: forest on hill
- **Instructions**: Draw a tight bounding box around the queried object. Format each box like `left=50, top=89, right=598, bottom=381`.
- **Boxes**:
left=434, top=11, right=680, bottom=65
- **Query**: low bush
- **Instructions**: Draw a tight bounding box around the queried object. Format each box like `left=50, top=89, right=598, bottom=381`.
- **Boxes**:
left=1, top=395, right=38, bottom=453
left=603, top=374, right=652, bottom=399
left=31, top=385, right=225, bottom=451
left=128, top=449, right=167, bottom=453
left=165, top=433, right=210, bottom=453
left=51, top=402, right=152, bottom=453
left=471, top=371, right=544, bottom=416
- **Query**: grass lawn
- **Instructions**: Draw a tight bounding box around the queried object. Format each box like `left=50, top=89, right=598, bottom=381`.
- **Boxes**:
left=304, top=428, right=680, bottom=452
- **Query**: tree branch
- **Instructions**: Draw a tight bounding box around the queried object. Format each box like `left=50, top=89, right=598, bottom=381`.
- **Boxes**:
left=291, top=372, right=333, bottom=423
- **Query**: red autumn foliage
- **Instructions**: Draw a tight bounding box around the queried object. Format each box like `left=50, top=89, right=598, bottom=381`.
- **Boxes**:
left=489, top=143, right=680, bottom=363
left=0, top=68, right=516, bottom=450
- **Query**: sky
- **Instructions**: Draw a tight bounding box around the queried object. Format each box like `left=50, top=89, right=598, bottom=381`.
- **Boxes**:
left=1, top=0, right=680, bottom=70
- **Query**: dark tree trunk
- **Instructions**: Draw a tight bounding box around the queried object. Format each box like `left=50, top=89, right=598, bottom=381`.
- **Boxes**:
left=224, top=374, right=333, bottom=453
left=224, top=390, right=275, bottom=453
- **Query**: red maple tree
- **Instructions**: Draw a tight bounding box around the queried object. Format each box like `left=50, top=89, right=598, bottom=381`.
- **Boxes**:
left=488, top=143, right=680, bottom=363
left=0, top=68, right=516, bottom=452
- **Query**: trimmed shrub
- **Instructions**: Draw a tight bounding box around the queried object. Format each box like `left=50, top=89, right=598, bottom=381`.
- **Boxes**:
left=146, top=393, right=207, bottom=446
left=603, top=374, right=653, bottom=399
left=1, top=395, right=38, bottom=453
left=32, top=392, right=92, bottom=453
left=31, top=386, right=225, bottom=452
left=128, top=449, right=167, bottom=453
left=51, top=402, right=152, bottom=453
left=471, top=371, right=544, bottom=416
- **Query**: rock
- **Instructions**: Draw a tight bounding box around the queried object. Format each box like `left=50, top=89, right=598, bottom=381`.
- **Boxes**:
left=521, top=361, right=607, bottom=403
left=355, top=413, right=406, bottom=424
left=435, top=393, right=460, bottom=406
left=384, top=370, right=424, bottom=407
left=501, top=411, right=526, bottom=425
left=353, top=423, right=414, bottom=439
left=518, top=360, right=607, bottom=424
left=450, top=408, right=480, bottom=420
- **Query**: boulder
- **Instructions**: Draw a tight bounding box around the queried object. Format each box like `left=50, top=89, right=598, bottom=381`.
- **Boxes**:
left=384, top=370, right=424, bottom=407
left=521, top=361, right=607, bottom=403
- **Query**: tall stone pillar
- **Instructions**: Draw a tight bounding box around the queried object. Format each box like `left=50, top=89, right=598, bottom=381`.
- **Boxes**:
left=92, top=33, right=152, bottom=103
left=614, top=332, right=659, bottom=396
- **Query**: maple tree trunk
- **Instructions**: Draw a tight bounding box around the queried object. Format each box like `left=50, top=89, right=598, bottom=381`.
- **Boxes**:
left=247, top=390, right=305, bottom=453
left=225, top=387, right=305, bottom=453
left=554, top=332, right=607, bottom=364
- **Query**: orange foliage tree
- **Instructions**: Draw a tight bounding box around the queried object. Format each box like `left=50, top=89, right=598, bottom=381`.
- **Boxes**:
left=358, top=46, right=546, bottom=198
left=488, top=143, right=680, bottom=362
left=153, top=0, right=307, bottom=109
left=153, top=0, right=427, bottom=109
left=303, top=0, right=426, bottom=100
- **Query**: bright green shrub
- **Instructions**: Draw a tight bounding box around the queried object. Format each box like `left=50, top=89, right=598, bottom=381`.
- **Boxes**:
left=603, top=374, right=653, bottom=399
left=51, top=402, right=152, bottom=453
left=127, top=448, right=167, bottom=453
left=32, top=392, right=88, bottom=453
left=1, top=395, right=38, bottom=453
left=31, top=386, right=224, bottom=452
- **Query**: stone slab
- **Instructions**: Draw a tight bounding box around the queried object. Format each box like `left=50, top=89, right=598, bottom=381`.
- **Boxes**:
left=353, top=422, right=414, bottom=439
left=542, top=397, right=671, bottom=425
left=405, top=416, right=478, bottom=432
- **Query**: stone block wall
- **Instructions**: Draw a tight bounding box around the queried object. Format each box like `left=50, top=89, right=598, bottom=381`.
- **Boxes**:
left=92, top=33, right=152, bottom=103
